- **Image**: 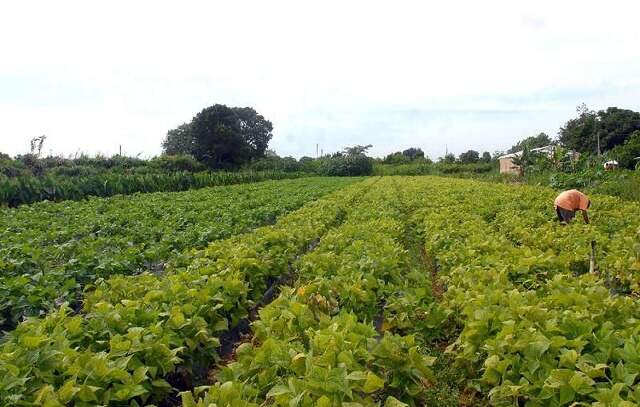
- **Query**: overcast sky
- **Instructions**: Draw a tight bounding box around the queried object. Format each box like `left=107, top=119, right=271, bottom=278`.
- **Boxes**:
left=1, top=1, right=639, bottom=159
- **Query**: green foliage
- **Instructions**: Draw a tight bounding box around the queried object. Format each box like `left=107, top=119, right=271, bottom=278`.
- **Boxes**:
left=246, top=156, right=308, bottom=173
left=383, top=148, right=425, bottom=164
left=149, top=154, right=206, bottom=172
left=402, top=147, right=425, bottom=160
left=442, top=153, right=456, bottom=164
left=0, top=178, right=355, bottom=330
left=162, top=123, right=195, bottom=155
left=458, top=150, right=480, bottom=164
left=342, top=144, right=373, bottom=156
left=383, top=152, right=412, bottom=165
left=559, top=105, right=640, bottom=153
left=418, top=177, right=640, bottom=405
left=189, top=177, right=444, bottom=406
left=176, top=104, right=274, bottom=169
left=316, top=155, right=374, bottom=176
left=510, top=146, right=534, bottom=175
left=0, top=180, right=368, bottom=406
left=0, top=169, right=309, bottom=207
left=4, top=176, right=639, bottom=406
left=0, top=156, right=29, bottom=177
left=508, top=132, right=553, bottom=154
left=607, top=130, right=640, bottom=169
left=373, top=162, right=496, bottom=176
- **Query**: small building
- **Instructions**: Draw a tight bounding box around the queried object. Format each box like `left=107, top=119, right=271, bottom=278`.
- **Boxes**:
left=498, top=153, right=521, bottom=175
left=498, top=145, right=577, bottom=175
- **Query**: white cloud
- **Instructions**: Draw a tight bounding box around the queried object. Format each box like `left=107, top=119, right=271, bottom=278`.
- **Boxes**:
left=1, top=0, right=639, bottom=158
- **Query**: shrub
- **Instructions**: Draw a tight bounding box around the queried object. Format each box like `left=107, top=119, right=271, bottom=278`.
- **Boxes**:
left=246, top=156, right=304, bottom=173
left=316, top=155, right=373, bottom=176
left=607, top=130, right=640, bottom=169
left=149, top=155, right=206, bottom=172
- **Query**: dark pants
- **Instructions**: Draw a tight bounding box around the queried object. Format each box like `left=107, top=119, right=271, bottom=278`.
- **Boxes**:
left=556, top=207, right=576, bottom=222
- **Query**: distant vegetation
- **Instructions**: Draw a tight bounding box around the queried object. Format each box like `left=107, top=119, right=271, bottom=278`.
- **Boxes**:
left=163, top=104, right=273, bottom=169
left=2, top=103, right=639, bottom=205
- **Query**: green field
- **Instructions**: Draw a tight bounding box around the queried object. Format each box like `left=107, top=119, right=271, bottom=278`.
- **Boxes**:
left=0, top=177, right=357, bottom=330
left=1, top=176, right=639, bottom=406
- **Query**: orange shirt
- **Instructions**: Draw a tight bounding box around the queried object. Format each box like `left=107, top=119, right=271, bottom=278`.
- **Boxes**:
left=554, top=189, right=590, bottom=211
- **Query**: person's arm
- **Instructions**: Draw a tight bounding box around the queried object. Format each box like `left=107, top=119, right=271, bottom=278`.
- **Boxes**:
left=582, top=210, right=589, bottom=224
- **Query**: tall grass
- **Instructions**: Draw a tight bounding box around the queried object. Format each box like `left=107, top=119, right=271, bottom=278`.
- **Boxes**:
left=0, top=170, right=309, bottom=207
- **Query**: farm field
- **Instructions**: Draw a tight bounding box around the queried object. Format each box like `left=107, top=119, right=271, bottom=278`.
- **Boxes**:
left=0, top=169, right=311, bottom=207
left=1, top=176, right=639, bottom=406
left=0, top=177, right=358, bottom=331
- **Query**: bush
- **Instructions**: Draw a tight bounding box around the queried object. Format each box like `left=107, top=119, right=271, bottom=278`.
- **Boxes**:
left=246, top=156, right=305, bottom=173
left=0, top=157, right=29, bottom=178
left=149, top=155, right=206, bottom=172
left=607, top=130, right=640, bottom=169
left=316, top=155, right=373, bottom=176
left=436, top=162, right=495, bottom=174
left=373, top=162, right=434, bottom=175
left=48, top=165, right=101, bottom=177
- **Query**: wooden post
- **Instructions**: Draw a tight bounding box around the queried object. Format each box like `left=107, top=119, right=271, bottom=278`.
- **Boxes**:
left=589, top=240, right=598, bottom=274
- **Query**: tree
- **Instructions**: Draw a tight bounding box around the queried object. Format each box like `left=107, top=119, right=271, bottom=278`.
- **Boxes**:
left=508, top=132, right=552, bottom=154
left=441, top=153, right=456, bottom=164
left=343, top=144, right=372, bottom=156
left=511, top=146, right=534, bottom=175
left=265, top=149, right=279, bottom=158
left=383, top=152, right=410, bottom=164
left=559, top=105, right=640, bottom=153
left=164, top=104, right=274, bottom=168
left=597, top=107, right=640, bottom=151
left=233, top=107, right=273, bottom=158
left=481, top=151, right=492, bottom=163
left=162, top=123, right=194, bottom=155
left=190, top=104, right=247, bottom=168
left=608, top=130, right=640, bottom=169
left=458, top=150, right=480, bottom=164
left=402, top=147, right=425, bottom=160
left=30, top=135, right=47, bottom=157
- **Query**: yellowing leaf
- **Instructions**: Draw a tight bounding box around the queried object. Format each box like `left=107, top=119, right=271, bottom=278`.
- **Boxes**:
left=266, top=384, right=291, bottom=398
left=385, top=396, right=409, bottom=407
left=363, top=372, right=385, bottom=393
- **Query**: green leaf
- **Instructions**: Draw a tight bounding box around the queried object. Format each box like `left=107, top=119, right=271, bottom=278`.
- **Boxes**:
left=568, top=372, right=595, bottom=395
left=266, top=384, right=291, bottom=398
left=559, top=385, right=575, bottom=405
left=58, top=380, right=80, bottom=403
left=363, top=372, right=385, bottom=393
left=317, top=395, right=332, bottom=407
left=385, top=396, right=409, bottom=407
left=77, top=385, right=101, bottom=402
left=346, top=371, right=368, bottom=381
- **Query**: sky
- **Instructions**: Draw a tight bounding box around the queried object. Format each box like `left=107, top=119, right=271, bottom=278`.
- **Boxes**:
left=1, top=1, right=639, bottom=160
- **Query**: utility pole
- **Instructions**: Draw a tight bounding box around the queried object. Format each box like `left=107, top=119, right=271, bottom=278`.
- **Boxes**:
left=316, top=144, right=318, bottom=158
left=596, top=131, right=601, bottom=156
left=119, top=145, right=122, bottom=156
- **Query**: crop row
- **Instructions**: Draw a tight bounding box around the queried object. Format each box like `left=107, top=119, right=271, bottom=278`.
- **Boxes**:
left=0, top=177, right=356, bottom=331
left=487, top=190, right=640, bottom=293
left=184, top=178, right=448, bottom=406
left=0, top=179, right=371, bottom=406
left=413, top=177, right=640, bottom=405
left=0, top=169, right=310, bottom=207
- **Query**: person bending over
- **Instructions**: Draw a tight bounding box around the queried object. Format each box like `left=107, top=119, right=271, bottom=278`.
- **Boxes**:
left=554, top=189, right=591, bottom=224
